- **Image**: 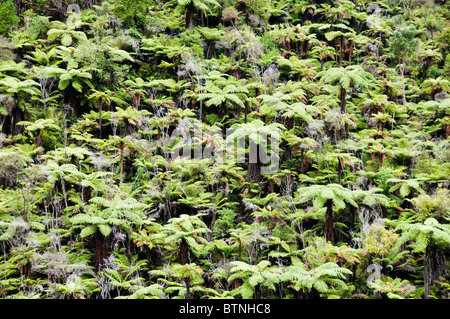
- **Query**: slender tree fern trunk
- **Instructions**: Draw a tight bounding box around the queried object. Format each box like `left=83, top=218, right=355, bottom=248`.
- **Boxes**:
left=11, top=106, right=24, bottom=136
left=299, top=148, right=305, bottom=172
left=339, top=86, right=347, bottom=140
left=179, top=238, right=189, bottom=265
left=285, top=142, right=292, bottom=161
left=339, top=36, right=344, bottom=67
left=248, top=141, right=262, bottom=182
left=3, top=96, right=24, bottom=136
left=424, top=245, right=433, bottom=299
left=430, top=88, right=436, bottom=101
left=185, top=278, right=192, bottom=299
left=308, top=287, right=320, bottom=299
left=235, top=103, right=241, bottom=120
left=348, top=46, right=353, bottom=65
left=244, top=101, right=249, bottom=123
left=119, top=142, right=124, bottom=185
left=59, top=174, right=68, bottom=210
left=340, top=86, right=346, bottom=114
left=247, top=162, right=261, bottom=182
left=200, top=11, right=205, bottom=27
left=324, top=199, right=334, bottom=244
left=94, top=231, right=108, bottom=272
left=424, top=246, right=446, bottom=299
left=65, top=86, right=78, bottom=118
left=185, top=2, right=195, bottom=30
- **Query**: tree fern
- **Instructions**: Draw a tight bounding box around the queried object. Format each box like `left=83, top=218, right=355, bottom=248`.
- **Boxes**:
left=391, top=218, right=450, bottom=253
left=115, top=284, right=165, bottom=299
left=228, top=260, right=281, bottom=298
left=281, top=257, right=352, bottom=295
left=387, top=178, right=427, bottom=198
left=388, top=217, right=450, bottom=298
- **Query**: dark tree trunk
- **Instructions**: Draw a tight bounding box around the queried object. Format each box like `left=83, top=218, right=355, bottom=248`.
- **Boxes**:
left=339, top=86, right=347, bottom=140
left=235, top=103, right=241, bottom=120
left=1, top=95, right=24, bottom=136
left=185, top=278, right=192, bottom=299
left=133, top=93, right=140, bottom=108
left=248, top=162, right=262, bottom=183
left=94, top=231, right=109, bottom=272
left=430, top=89, right=436, bottom=101
left=340, top=86, right=346, bottom=114
left=308, top=287, right=320, bottom=299
left=237, top=243, right=242, bottom=261
left=185, top=2, right=195, bottom=30
left=324, top=199, right=334, bottom=244
left=82, top=184, right=91, bottom=204
left=5, top=107, right=24, bottom=136
left=424, top=246, right=446, bottom=299
left=65, top=86, right=77, bottom=118
left=119, top=143, right=124, bottom=185
left=424, top=246, right=433, bottom=299
left=244, top=101, right=248, bottom=123
left=179, top=238, right=189, bottom=265
left=285, top=142, right=293, bottom=161
left=247, top=141, right=262, bottom=182
left=248, top=162, right=261, bottom=182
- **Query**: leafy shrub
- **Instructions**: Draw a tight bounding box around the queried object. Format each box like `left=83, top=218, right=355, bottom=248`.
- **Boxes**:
left=0, top=0, right=19, bottom=37
left=363, top=224, right=399, bottom=256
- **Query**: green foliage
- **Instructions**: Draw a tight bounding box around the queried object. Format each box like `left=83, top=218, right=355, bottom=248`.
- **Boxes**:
left=411, top=188, right=450, bottom=221
left=0, top=0, right=448, bottom=301
left=390, top=218, right=450, bottom=253
left=302, top=237, right=361, bottom=268
left=213, top=208, right=236, bottom=237
left=0, top=36, right=16, bottom=61
left=363, top=224, right=399, bottom=256
left=21, top=10, right=50, bottom=40
left=296, top=184, right=358, bottom=212
left=0, top=1, right=19, bottom=37
left=111, top=0, right=152, bottom=28
left=228, top=260, right=280, bottom=298
left=370, top=276, right=416, bottom=299
left=280, top=257, right=352, bottom=298
left=388, top=25, right=419, bottom=64
left=317, top=65, right=372, bottom=90
left=165, top=0, right=220, bottom=30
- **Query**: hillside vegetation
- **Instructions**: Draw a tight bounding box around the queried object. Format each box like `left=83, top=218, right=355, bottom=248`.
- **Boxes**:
left=0, top=0, right=449, bottom=299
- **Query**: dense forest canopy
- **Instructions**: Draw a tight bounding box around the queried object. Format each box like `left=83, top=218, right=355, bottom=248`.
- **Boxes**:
left=0, top=0, right=449, bottom=300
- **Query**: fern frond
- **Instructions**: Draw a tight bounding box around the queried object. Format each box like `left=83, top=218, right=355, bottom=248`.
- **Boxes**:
left=80, top=225, right=97, bottom=238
